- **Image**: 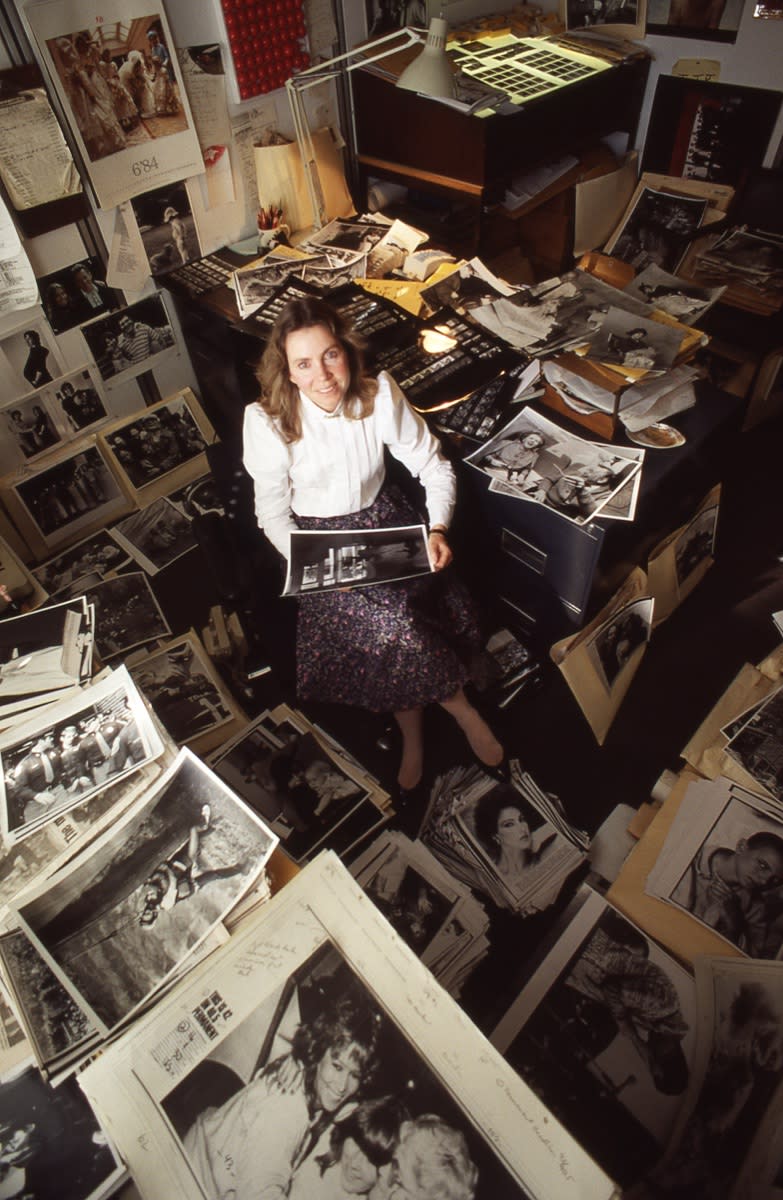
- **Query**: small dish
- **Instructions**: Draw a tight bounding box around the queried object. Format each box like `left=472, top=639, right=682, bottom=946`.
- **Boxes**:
left=626, top=422, right=686, bottom=449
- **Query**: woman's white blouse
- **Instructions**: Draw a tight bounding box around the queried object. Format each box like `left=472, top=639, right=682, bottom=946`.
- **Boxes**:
left=242, top=371, right=456, bottom=559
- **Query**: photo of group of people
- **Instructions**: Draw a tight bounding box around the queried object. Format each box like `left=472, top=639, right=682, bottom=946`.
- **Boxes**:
left=130, top=635, right=238, bottom=746
left=0, top=367, right=110, bottom=478
left=39, top=258, right=119, bottom=335
left=467, top=406, right=643, bottom=526
left=80, top=294, right=176, bottom=382
left=43, top=16, right=184, bottom=163
left=102, top=392, right=208, bottom=492
left=10, top=444, right=127, bottom=551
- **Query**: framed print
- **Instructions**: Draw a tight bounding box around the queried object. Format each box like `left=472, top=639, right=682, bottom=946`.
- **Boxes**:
left=646, top=0, right=745, bottom=39
left=38, top=255, right=120, bottom=335
left=25, top=2, right=204, bottom=211
left=642, top=77, right=783, bottom=186
left=99, top=387, right=213, bottom=503
left=1, top=438, right=133, bottom=559
left=79, top=293, right=176, bottom=384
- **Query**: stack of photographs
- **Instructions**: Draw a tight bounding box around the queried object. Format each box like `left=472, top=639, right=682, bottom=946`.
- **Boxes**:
left=644, top=774, right=783, bottom=960
left=3, top=746, right=277, bottom=1052
left=208, top=703, right=390, bottom=865
left=0, top=598, right=94, bottom=732
left=232, top=247, right=331, bottom=319
left=491, top=887, right=697, bottom=1191
left=693, top=227, right=783, bottom=290
left=351, top=830, right=490, bottom=997
left=78, top=854, right=617, bottom=1200
left=623, top=263, right=727, bottom=323
left=237, top=277, right=323, bottom=335
left=466, top=405, right=644, bottom=527
left=721, top=684, right=783, bottom=802
left=421, top=762, right=587, bottom=915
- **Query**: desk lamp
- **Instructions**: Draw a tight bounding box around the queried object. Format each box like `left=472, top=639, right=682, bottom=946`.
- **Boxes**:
left=286, top=18, right=455, bottom=231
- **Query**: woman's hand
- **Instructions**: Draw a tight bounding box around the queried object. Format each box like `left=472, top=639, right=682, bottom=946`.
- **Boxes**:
left=428, top=530, right=452, bottom=571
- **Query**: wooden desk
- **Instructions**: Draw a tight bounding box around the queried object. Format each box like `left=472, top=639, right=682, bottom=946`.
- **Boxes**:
left=352, top=52, right=650, bottom=257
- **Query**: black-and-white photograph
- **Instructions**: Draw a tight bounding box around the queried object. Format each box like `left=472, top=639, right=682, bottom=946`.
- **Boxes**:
left=211, top=716, right=370, bottom=862
left=491, top=890, right=695, bottom=1190
left=0, top=598, right=90, bottom=712
left=361, top=846, right=457, bottom=955
left=366, top=0, right=427, bottom=37
left=0, top=321, right=64, bottom=393
left=79, top=294, right=176, bottom=382
left=661, top=788, right=783, bottom=958
left=130, top=634, right=239, bottom=745
left=10, top=444, right=127, bottom=549
left=53, top=368, right=108, bottom=434
left=81, top=571, right=171, bottom=660
left=283, top=526, right=432, bottom=596
left=724, top=686, right=783, bottom=803
left=0, top=928, right=97, bottom=1074
left=644, top=959, right=783, bottom=1199
left=466, top=407, right=643, bottom=526
left=130, top=180, right=201, bottom=275
left=38, top=257, right=120, bottom=335
left=701, top=228, right=783, bottom=279
left=566, top=0, right=642, bottom=29
left=674, top=502, right=718, bottom=585
left=101, top=392, right=208, bottom=492
left=232, top=252, right=326, bottom=319
left=0, top=1064, right=122, bottom=1200
left=110, top=497, right=197, bottom=574
left=588, top=598, right=653, bottom=690
left=16, top=748, right=276, bottom=1033
left=303, top=217, right=389, bottom=254
left=167, top=474, right=225, bottom=520
left=1, top=394, right=61, bottom=462
left=32, top=531, right=130, bottom=597
left=587, top=307, right=684, bottom=372
left=607, top=186, right=708, bottom=273
left=160, top=941, right=529, bottom=1200
left=0, top=667, right=163, bottom=841
left=624, top=263, right=726, bottom=321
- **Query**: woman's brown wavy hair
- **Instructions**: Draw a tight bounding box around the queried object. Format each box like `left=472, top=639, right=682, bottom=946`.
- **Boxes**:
left=255, top=296, right=378, bottom=443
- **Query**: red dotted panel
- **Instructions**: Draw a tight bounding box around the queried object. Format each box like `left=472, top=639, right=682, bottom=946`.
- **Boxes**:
left=220, top=0, right=309, bottom=100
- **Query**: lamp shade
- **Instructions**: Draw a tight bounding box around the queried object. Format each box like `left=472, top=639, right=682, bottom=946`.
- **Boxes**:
left=396, top=17, right=455, bottom=99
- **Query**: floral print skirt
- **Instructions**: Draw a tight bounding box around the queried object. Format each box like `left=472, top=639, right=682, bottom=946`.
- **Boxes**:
left=295, top=486, right=480, bottom=713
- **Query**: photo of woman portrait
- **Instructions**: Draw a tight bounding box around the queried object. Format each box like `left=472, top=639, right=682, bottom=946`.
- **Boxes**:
left=472, top=785, right=558, bottom=893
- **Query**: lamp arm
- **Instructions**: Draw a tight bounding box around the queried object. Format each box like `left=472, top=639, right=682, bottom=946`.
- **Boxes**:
left=286, top=26, right=426, bottom=231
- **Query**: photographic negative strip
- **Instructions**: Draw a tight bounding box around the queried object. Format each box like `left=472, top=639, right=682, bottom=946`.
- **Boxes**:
left=0, top=665, right=164, bottom=842
left=25, top=2, right=203, bottom=210
left=2, top=440, right=131, bottom=558
left=283, top=526, right=433, bottom=596
left=99, top=388, right=211, bottom=500
left=130, top=633, right=242, bottom=746
left=111, top=497, right=197, bottom=574
left=492, top=888, right=696, bottom=1189
left=13, top=747, right=277, bottom=1034
left=80, top=571, right=171, bottom=660
left=80, top=293, right=176, bottom=384
left=78, top=854, right=615, bottom=1200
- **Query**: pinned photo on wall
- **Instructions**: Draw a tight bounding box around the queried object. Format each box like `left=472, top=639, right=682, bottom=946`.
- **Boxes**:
left=0, top=320, right=64, bottom=394
left=38, top=256, right=120, bottom=334
left=79, top=293, right=176, bottom=384
left=26, top=2, right=204, bottom=210
left=129, top=179, right=202, bottom=276
left=0, top=393, right=62, bottom=472
left=99, top=388, right=212, bottom=502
